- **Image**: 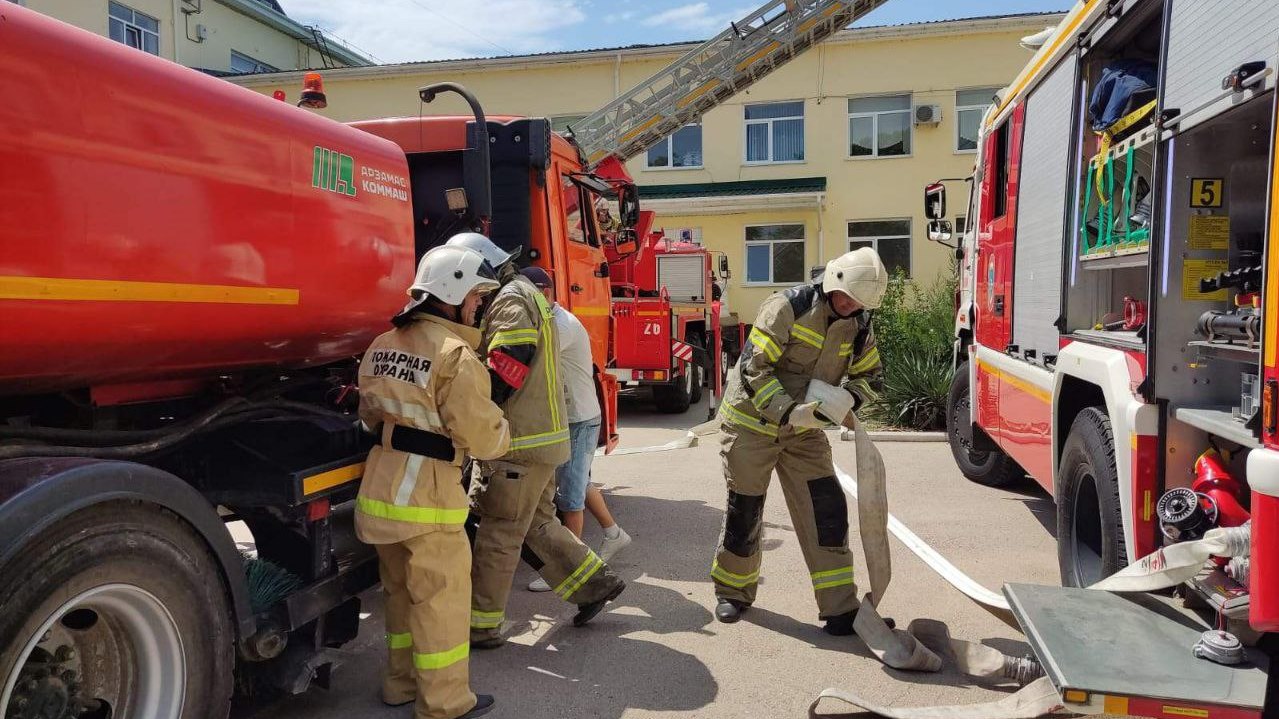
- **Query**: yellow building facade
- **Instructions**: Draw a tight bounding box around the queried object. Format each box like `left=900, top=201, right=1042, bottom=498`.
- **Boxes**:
left=229, top=13, right=1058, bottom=318
left=16, top=0, right=369, bottom=73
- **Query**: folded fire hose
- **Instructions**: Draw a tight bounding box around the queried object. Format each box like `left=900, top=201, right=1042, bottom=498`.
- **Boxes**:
left=809, top=424, right=1253, bottom=718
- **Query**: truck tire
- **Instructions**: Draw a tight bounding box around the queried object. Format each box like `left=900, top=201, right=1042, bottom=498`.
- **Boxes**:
left=688, top=335, right=705, bottom=405
left=653, top=360, right=695, bottom=414
left=946, top=362, right=1024, bottom=487
left=1057, top=407, right=1128, bottom=588
left=0, top=501, right=234, bottom=719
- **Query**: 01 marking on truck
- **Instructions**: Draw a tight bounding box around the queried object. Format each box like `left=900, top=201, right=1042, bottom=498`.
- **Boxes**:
left=312, top=146, right=358, bottom=197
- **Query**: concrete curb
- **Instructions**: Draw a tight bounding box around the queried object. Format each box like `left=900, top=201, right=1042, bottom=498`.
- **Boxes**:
left=839, top=428, right=946, bottom=443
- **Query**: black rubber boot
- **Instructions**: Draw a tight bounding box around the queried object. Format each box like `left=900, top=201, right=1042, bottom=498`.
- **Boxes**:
left=823, top=610, right=895, bottom=636
left=573, top=579, right=626, bottom=627
left=458, top=694, right=495, bottom=718
left=715, top=598, right=747, bottom=623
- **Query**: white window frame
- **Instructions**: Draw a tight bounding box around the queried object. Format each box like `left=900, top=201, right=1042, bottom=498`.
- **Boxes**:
left=744, top=222, right=806, bottom=286
left=743, top=101, right=805, bottom=165
left=108, top=1, right=160, bottom=56
left=848, top=218, right=912, bottom=278
left=955, top=87, right=999, bottom=154
left=230, top=50, right=278, bottom=75
left=645, top=123, right=703, bottom=170
left=847, top=94, right=913, bottom=160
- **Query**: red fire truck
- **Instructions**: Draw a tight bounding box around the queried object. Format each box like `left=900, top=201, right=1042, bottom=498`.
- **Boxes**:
left=933, top=0, right=1276, bottom=715
left=0, top=1, right=879, bottom=715
left=607, top=223, right=730, bottom=414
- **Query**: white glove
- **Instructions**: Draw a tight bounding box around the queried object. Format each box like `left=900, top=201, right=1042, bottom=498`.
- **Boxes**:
left=787, top=401, right=831, bottom=429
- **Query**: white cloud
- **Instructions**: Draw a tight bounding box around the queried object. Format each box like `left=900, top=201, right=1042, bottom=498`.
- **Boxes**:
left=640, top=2, right=756, bottom=34
left=280, top=0, right=588, bottom=63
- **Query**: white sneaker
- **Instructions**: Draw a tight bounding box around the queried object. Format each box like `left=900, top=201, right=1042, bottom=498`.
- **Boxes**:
left=527, top=578, right=552, bottom=592
left=598, top=527, right=632, bottom=562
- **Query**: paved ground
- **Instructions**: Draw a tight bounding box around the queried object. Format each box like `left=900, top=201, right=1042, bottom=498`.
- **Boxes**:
left=240, top=393, right=1063, bottom=718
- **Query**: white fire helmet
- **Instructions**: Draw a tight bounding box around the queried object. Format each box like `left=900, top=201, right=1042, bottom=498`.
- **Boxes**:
left=396, top=245, right=500, bottom=319
left=822, top=247, right=888, bottom=310
left=444, top=232, right=520, bottom=271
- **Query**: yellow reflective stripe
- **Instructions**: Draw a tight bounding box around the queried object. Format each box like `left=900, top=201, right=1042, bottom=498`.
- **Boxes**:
left=559, top=554, right=604, bottom=601
left=710, top=561, right=759, bottom=588
left=811, top=567, right=854, bottom=590
left=748, top=328, right=782, bottom=362
left=813, top=573, right=854, bottom=585
left=790, top=324, right=824, bottom=349
left=541, top=321, right=562, bottom=431
left=413, top=642, right=469, bottom=670
left=752, top=379, right=783, bottom=410
left=386, top=632, right=413, bottom=650
left=848, top=347, right=880, bottom=375
left=510, top=428, right=570, bottom=450
left=355, top=496, right=470, bottom=525
left=554, top=551, right=604, bottom=598
left=718, top=403, right=778, bottom=437
left=470, top=609, right=504, bottom=629
left=838, top=342, right=853, bottom=357
left=490, top=329, right=538, bottom=347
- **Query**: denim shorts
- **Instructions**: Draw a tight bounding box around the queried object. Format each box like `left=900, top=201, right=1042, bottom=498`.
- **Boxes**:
left=555, top=417, right=601, bottom=512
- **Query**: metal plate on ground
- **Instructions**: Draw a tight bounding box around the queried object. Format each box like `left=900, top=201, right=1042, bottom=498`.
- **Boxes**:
left=1005, top=583, right=1269, bottom=710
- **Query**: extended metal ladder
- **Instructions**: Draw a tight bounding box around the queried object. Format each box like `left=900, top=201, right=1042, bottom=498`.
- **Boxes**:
left=572, top=0, right=889, bottom=166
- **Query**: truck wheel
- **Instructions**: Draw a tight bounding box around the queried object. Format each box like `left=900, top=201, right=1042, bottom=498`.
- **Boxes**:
left=0, top=502, right=234, bottom=719
left=687, top=336, right=705, bottom=405
left=1057, top=407, right=1128, bottom=587
left=653, top=361, right=695, bottom=414
left=947, top=362, right=1023, bottom=487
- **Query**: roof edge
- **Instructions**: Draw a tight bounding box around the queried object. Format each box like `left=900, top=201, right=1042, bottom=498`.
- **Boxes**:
left=215, top=0, right=372, bottom=67
left=226, top=11, right=1065, bottom=85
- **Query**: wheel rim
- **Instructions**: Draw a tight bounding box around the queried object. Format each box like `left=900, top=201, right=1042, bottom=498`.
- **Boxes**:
left=720, top=350, right=730, bottom=381
left=1071, top=471, right=1106, bottom=586
left=684, top=363, right=695, bottom=395
left=3, top=584, right=186, bottom=719
left=949, top=393, right=990, bottom=464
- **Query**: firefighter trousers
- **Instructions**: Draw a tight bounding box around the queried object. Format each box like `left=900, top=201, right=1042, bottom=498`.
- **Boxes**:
left=712, top=423, right=859, bottom=618
left=378, top=529, right=476, bottom=719
left=470, top=461, right=620, bottom=636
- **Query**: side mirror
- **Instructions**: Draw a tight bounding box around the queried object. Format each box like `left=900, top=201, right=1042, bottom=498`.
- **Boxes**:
left=718, top=256, right=730, bottom=278
left=618, top=184, right=641, bottom=229
left=928, top=220, right=954, bottom=244
left=924, top=182, right=947, bottom=221
left=613, top=228, right=639, bottom=257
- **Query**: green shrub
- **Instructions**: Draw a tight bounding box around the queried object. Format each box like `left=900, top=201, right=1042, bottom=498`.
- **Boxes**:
left=868, top=269, right=958, bottom=430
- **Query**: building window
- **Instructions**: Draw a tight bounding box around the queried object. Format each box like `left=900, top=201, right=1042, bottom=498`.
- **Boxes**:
left=745, top=224, right=805, bottom=284
left=108, top=2, right=159, bottom=55
left=647, top=124, right=703, bottom=168
left=550, top=115, right=586, bottom=134
left=849, top=219, right=911, bottom=277
left=956, top=87, right=999, bottom=152
left=230, top=51, right=278, bottom=74
left=744, top=101, right=804, bottom=163
left=848, top=95, right=912, bottom=158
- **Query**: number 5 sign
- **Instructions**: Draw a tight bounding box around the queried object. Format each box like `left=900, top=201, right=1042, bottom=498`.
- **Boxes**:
left=1190, top=178, right=1223, bottom=208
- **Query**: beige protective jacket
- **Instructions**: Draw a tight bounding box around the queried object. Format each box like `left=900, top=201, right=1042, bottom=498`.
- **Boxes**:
left=480, top=274, right=571, bottom=467
left=355, top=313, right=511, bottom=545
left=720, top=283, right=882, bottom=437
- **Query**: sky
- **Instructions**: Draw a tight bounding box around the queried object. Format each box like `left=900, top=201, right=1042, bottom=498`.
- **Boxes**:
left=278, top=1, right=1070, bottom=65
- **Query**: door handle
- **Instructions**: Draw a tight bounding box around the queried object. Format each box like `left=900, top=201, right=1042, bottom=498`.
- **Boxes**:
left=571, top=283, right=584, bottom=293
left=994, top=295, right=1005, bottom=316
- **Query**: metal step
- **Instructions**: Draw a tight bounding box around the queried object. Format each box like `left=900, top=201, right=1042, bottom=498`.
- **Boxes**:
left=1005, top=583, right=1270, bottom=717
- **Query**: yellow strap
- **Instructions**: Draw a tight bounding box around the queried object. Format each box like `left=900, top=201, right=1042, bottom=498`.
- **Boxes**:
left=355, top=496, right=470, bottom=525
left=719, top=403, right=779, bottom=437
left=413, top=642, right=470, bottom=670
left=386, top=632, right=413, bottom=650
left=490, top=329, right=538, bottom=347
left=470, top=609, right=504, bottom=629
left=838, top=342, right=853, bottom=357
left=559, top=555, right=605, bottom=600
left=790, top=324, right=825, bottom=350
left=752, top=379, right=784, bottom=410
left=554, top=551, right=604, bottom=598
left=510, top=428, right=570, bottom=450
left=810, top=566, right=855, bottom=580
left=848, top=346, right=880, bottom=375
left=711, top=561, right=760, bottom=588
left=813, top=576, right=856, bottom=590
left=1091, top=99, right=1157, bottom=206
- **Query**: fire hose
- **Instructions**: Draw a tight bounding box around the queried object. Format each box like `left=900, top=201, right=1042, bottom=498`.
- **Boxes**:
left=808, top=425, right=1256, bottom=718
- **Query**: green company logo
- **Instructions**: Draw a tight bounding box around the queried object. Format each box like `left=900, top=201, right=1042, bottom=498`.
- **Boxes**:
left=312, top=146, right=357, bottom=197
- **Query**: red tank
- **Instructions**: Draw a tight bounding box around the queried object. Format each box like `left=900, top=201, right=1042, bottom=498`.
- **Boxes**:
left=0, top=5, right=416, bottom=397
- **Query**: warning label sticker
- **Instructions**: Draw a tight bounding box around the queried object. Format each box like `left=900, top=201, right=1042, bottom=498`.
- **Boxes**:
left=363, top=350, right=433, bottom=388
left=1182, top=259, right=1229, bottom=302
left=1188, top=215, right=1229, bottom=250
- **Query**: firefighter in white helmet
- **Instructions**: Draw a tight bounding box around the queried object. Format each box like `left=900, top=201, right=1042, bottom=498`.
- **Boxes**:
left=355, top=244, right=510, bottom=719
left=710, top=246, right=888, bottom=633
left=444, top=232, right=625, bottom=649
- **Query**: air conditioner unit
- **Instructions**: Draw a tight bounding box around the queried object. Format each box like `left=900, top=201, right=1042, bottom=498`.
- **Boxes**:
left=914, top=104, right=943, bottom=125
